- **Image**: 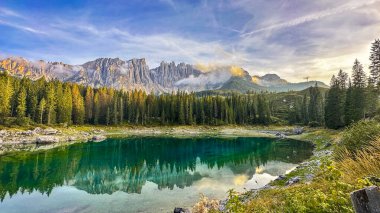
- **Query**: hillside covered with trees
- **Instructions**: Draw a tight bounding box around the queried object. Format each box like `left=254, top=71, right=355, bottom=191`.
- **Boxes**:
left=0, top=39, right=379, bottom=129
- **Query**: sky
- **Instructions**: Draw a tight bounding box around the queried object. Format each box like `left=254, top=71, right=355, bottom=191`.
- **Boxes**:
left=0, top=0, right=380, bottom=83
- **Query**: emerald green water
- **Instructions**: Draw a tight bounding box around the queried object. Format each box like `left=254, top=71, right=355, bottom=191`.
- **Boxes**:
left=0, top=137, right=313, bottom=213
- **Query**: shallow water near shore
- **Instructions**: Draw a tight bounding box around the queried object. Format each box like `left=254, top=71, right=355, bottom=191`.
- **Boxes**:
left=0, top=136, right=313, bottom=213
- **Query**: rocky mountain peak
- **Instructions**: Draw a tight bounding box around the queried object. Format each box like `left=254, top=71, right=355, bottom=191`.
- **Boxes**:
left=261, top=74, right=282, bottom=81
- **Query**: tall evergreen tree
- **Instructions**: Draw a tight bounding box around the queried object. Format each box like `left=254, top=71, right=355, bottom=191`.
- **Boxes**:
left=351, top=59, right=367, bottom=122
left=45, top=83, right=56, bottom=125
left=308, top=84, right=323, bottom=126
left=71, top=85, right=85, bottom=124
left=301, top=93, right=308, bottom=125
left=352, top=59, right=366, bottom=88
left=84, top=87, right=94, bottom=123
left=369, top=39, right=380, bottom=88
left=38, top=98, right=46, bottom=124
left=0, top=75, right=13, bottom=122
left=58, top=85, right=73, bottom=124
left=16, top=88, right=27, bottom=124
left=325, top=75, right=345, bottom=129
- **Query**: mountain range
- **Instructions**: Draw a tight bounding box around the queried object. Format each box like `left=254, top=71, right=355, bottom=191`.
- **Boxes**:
left=0, top=57, right=328, bottom=93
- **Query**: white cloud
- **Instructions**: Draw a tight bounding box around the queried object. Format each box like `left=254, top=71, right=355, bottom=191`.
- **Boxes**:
left=241, top=0, right=380, bottom=37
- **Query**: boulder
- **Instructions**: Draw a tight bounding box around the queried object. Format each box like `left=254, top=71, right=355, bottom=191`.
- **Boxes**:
left=351, top=186, right=380, bottom=213
left=33, top=127, right=43, bottom=134
left=36, top=136, right=59, bottom=144
left=293, top=127, right=304, bottom=135
left=20, top=130, right=35, bottom=136
left=92, top=135, right=106, bottom=142
left=286, top=176, right=301, bottom=186
left=93, top=129, right=105, bottom=134
left=305, top=174, right=315, bottom=181
left=67, top=136, right=77, bottom=142
left=43, top=128, right=59, bottom=135
left=0, top=130, right=8, bottom=137
left=173, top=208, right=190, bottom=213
left=275, top=132, right=286, bottom=138
left=275, top=175, right=286, bottom=181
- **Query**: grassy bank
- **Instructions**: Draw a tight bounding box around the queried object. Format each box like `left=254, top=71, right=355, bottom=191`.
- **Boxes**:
left=193, top=120, right=380, bottom=213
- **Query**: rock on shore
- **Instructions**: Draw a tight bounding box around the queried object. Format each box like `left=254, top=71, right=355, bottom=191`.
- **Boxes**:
left=36, top=136, right=60, bottom=144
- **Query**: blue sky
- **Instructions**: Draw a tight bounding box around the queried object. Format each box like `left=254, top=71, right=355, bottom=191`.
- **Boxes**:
left=1, top=0, right=380, bottom=82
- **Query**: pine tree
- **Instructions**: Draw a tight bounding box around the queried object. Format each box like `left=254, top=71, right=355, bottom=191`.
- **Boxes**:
left=71, top=85, right=85, bottom=124
left=93, top=92, right=100, bottom=124
left=325, top=75, right=345, bottom=129
left=178, top=98, right=185, bottom=124
left=369, top=39, right=380, bottom=88
left=344, top=80, right=354, bottom=125
left=84, top=87, right=94, bottom=123
left=26, top=86, right=38, bottom=122
left=308, top=84, right=323, bottom=126
left=38, top=98, right=46, bottom=124
left=336, top=69, right=348, bottom=89
left=352, top=59, right=366, bottom=88
left=16, top=88, right=27, bottom=124
left=59, top=85, right=73, bottom=124
left=351, top=59, right=367, bottom=122
left=0, top=75, right=13, bottom=122
left=301, top=93, right=308, bottom=125
left=45, top=83, right=56, bottom=125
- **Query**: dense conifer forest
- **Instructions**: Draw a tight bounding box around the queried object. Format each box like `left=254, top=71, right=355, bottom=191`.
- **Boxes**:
left=0, top=39, right=379, bottom=128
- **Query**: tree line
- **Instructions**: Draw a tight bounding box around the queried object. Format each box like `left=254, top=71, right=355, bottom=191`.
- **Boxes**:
left=0, top=74, right=273, bottom=126
left=0, top=39, right=379, bottom=128
left=324, top=39, right=380, bottom=129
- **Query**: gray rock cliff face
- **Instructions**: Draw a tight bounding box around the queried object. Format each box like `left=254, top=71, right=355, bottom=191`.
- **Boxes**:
left=0, top=57, right=328, bottom=93
left=150, top=61, right=202, bottom=88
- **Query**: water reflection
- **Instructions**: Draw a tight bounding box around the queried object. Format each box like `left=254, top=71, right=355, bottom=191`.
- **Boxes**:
left=0, top=137, right=313, bottom=203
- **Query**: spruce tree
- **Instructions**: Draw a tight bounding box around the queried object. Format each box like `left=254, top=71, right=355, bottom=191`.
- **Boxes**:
left=325, top=75, right=345, bottom=129
left=16, top=88, right=27, bottom=124
left=38, top=98, right=46, bottom=124
left=61, top=85, right=73, bottom=124
left=369, top=39, right=380, bottom=88
left=351, top=59, right=367, bottom=122
left=301, top=93, right=308, bottom=125
left=71, top=85, right=85, bottom=124
left=308, top=84, right=323, bottom=126
left=45, top=83, right=56, bottom=125
left=0, top=75, right=13, bottom=122
left=84, top=87, right=94, bottom=123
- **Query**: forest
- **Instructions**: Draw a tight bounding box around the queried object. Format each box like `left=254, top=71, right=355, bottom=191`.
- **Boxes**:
left=0, top=39, right=379, bottom=129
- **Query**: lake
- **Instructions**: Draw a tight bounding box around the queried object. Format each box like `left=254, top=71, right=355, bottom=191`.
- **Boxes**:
left=0, top=136, right=313, bottom=213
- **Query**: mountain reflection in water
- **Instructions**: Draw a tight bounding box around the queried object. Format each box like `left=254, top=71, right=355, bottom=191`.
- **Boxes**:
left=0, top=137, right=313, bottom=212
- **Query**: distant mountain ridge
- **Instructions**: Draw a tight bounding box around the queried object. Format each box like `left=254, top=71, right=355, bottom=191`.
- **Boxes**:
left=0, top=56, right=328, bottom=93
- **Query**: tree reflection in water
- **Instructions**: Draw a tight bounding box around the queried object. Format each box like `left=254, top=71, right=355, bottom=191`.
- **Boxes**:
left=0, top=137, right=313, bottom=200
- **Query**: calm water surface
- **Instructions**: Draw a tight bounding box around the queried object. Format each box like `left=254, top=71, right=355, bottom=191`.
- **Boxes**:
left=0, top=136, right=313, bottom=213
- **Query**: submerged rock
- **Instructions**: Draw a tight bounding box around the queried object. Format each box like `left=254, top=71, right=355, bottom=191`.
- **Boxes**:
left=173, top=207, right=190, bottom=213
left=92, top=135, right=106, bottom=142
left=36, top=136, right=59, bottom=144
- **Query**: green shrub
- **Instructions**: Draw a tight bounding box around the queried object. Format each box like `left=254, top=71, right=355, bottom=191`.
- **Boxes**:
left=225, top=189, right=247, bottom=213
left=335, top=120, right=380, bottom=160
